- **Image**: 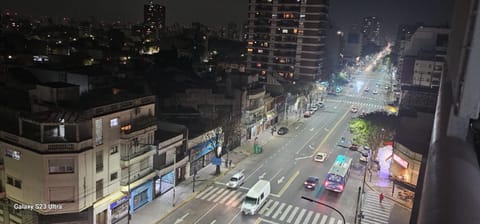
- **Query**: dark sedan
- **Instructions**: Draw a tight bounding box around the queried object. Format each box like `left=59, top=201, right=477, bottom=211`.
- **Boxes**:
left=277, top=127, right=289, bottom=135
left=304, top=176, right=319, bottom=189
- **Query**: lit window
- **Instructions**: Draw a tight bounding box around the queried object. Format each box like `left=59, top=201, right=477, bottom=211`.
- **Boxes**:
left=48, top=158, right=75, bottom=174
left=258, top=49, right=264, bottom=53
left=261, top=70, right=267, bottom=75
left=282, top=29, right=288, bottom=34
left=256, top=63, right=262, bottom=67
left=247, top=48, right=253, bottom=52
left=293, top=28, right=298, bottom=34
left=110, top=118, right=119, bottom=127
left=121, top=124, right=132, bottom=131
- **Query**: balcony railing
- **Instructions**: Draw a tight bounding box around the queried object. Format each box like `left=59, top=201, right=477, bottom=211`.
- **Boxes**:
left=120, top=145, right=156, bottom=161
left=121, top=115, right=156, bottom=133
left=0, top=131, right=92, bottom=153
left=120, top=168, right=155, bottom=186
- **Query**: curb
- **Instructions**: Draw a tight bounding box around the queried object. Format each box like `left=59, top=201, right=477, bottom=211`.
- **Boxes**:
left=365, top=181, right=412, bottom=210
left=154, top=192, right=198, bottom=224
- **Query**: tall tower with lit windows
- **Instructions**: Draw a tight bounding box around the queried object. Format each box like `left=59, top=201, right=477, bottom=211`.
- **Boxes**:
left=246, top=0, right=330, bottom=81
left=144, top=1, right=166, bottom=34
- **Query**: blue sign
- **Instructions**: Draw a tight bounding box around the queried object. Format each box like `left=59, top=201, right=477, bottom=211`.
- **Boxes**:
left=110, top=195, right=129, bottom=209
left=211, top=157, right=222, bottom=165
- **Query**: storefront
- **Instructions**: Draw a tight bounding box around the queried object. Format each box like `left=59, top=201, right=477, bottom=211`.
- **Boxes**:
left=189, top=129, right=223, bottom=175
left=130, top=180, right=153, bottom=212
left=110, top=195, right=129, bottom=224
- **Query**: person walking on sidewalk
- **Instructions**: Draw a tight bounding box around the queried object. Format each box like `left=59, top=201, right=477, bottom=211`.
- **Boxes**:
left=379, top=193, right=384, bottom=203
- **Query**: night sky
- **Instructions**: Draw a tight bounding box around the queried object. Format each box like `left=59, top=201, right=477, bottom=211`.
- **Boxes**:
left=1, top=0, right=453, bottom=37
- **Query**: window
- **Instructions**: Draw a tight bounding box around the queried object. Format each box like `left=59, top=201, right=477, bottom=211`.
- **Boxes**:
left=49, top=187, right=75, bottom=203
left=14, top=179, right=22, bottom=189
left=5, top=149, right=21, bottom=160
left=140, top=158, right=149, bottom=171
left=96, top=179, right=104, bottom=200
left=110, top=118, right=119, bottom=127
left=110, top=145, right=119, bottom=155
left=48, top=158, right=74, bottom=174
left=96, top=151, right=103, bottom=173
left=111, top=172, right=118, bottom=181
left=6, top=176, right=21, bottom=189
left=95, top=119, right=103, bottom=145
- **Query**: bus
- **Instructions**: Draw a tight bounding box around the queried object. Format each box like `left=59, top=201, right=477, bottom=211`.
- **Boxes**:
left=324, top=155, right=352, bottom=192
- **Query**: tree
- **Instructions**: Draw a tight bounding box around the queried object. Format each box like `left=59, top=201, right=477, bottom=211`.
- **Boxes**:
left=349, top=111, right=397, bottom=159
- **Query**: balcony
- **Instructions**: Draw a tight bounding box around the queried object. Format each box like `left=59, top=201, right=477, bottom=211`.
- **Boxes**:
left=0, top=131, right=93, bottom=153
left=120, top=116, right=157, bottom=139
left=245, top=104, right=264, bottom=114
left=120, top=167, right=155, bottom=186
left=120, top=145, right=156, bottom=168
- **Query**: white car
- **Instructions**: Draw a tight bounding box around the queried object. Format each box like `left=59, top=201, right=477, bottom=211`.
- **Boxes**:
left=351, top=106, right=359, bottom=113
left=314, top=152, right=327, bottom=162
left=372, top=90, right=378, bottom=95
left=227, top=172, right=245, bottom=189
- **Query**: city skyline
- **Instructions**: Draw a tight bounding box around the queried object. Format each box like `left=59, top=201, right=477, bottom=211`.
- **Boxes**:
left=1, top=0, right=453, bottom=36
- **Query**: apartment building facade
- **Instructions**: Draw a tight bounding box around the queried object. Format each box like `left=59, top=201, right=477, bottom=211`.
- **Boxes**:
left=246, top=0, right=329, bottom=81
left=0, top=83, right=157, bottom=224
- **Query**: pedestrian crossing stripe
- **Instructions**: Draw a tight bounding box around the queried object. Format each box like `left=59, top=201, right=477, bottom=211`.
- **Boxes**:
left=195, top=186, right=357, bottom=224
left=360, top=191, right=395, bottom=224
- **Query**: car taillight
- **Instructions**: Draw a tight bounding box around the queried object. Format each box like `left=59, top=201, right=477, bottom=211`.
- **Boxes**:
left=339, top=185, right=344, bottom=191
left=324, top=181, right=329, bottom=186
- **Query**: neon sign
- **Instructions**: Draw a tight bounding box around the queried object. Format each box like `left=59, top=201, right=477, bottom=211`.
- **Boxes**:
left=393, top=154, right=409, bottom=168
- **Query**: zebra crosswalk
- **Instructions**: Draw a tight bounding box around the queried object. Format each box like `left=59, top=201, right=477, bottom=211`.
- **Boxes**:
left=195, top=186, right=352, bottom=224
left=325, top=99, right=385, bottom=111
left=360, top=190, right=394, bottom=224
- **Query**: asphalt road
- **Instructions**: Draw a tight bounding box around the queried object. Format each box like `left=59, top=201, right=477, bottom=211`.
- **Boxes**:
left=158, top=64, right=391, bottom=224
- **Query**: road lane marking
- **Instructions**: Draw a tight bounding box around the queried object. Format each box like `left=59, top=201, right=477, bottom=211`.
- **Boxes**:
left=219, top=190, right=236, bottom=204
left=293, top=208, right=306, bottom=224
left=196, top=186, right=214, bottom=198
left=312, top=213, right=321, bottom=224
left=264, top=201, right=279, bottom=217
left=311, top=109, right=350, bottom=156
left=279, top=205, right=293, bottom=221
left=304, top=210, right=314, bottom=224
left=259, top=172, right=266, bottom=179
left=246, top=164, right=264, bottom=181
left=272, top=202, right=286, bottom=219
left=174, top=213, right=190, bottom=224
left=277, top=176, right=285, bottom=184
left=225, top=191, right=243, bottom=207
left=193, top=204, right=218, bottom=224
left=227, top=211, right=241, bottom=224
left=210, top=220, right=216, bottom=224
left=319, top=215, right=328, bottom=224
left=277, top=170, right=300, bottom=197
left=213, top=189, right=231, bottom=203
left=206, top=188, right=225, bottom=201
left=286, top=206, right=299, bottom=223
left=256, top=218, right=280, bottom=224
left=269, top=168, right=283, bottom=182
left=259, top=199, right=274, bottom=215
left=294, top=155, right=313, bottom=160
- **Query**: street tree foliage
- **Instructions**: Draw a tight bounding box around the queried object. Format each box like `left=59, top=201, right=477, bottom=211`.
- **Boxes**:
left=333, top=72, right=349, bottom=85
left=349, top=111, right=398, bottom=159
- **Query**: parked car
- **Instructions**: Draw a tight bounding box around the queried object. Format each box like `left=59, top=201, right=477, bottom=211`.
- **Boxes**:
left=309, top=109, right=316, bottom=115
left=310, top=105, right=319, bottom=111
left=304, top=176, right=319, bottom=189
left=372, top=89, right=378, bottom=95
left=364, top=88, right=370, bottom=92
left=317, top=102, right=325, bottom=108
left=314, top=152, right=327, bottom=162
left=349, top=144, right=359, bottom=151
left=351, top=106, right=359, bottom=113
left=277, top=127, right=289, bottom=135
left=304, top=111, right=312, bottom=118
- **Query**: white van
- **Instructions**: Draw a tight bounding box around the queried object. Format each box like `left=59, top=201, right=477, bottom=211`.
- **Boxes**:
left=227, top=172, right=245, bottom=189
left=241, top=180, right=271, bottom=215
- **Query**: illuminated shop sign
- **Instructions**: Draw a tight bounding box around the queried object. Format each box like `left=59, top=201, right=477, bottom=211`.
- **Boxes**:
left=393, top=154, right=409, bottom=168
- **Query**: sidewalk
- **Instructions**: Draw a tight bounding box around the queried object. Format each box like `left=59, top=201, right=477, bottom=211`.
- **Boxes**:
left=130, top=114, right=302, bottom=224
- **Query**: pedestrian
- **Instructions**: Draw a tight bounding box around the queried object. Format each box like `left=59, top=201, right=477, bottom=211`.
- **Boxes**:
left=229, top=160, right=232, bottom=168
left=379, top=193, right=384, bottom=203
